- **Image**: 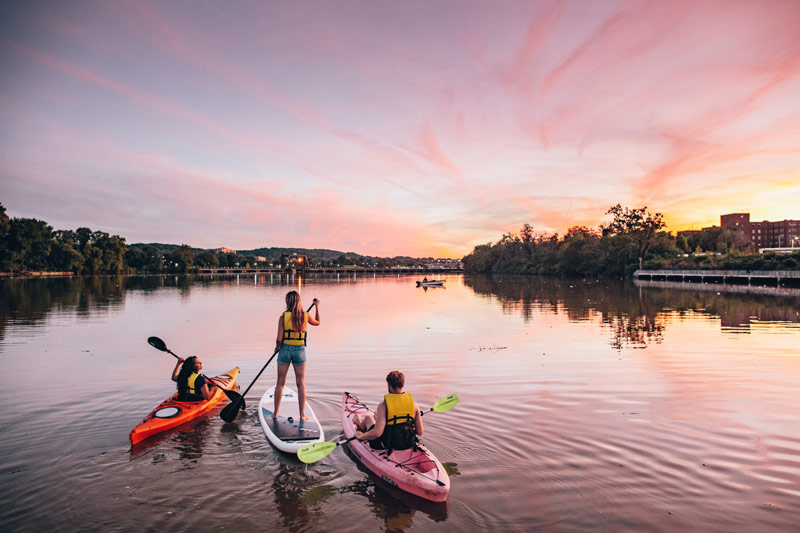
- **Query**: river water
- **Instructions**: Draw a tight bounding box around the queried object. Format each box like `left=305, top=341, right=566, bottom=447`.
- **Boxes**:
left=1, top=273, right=798, bottom=531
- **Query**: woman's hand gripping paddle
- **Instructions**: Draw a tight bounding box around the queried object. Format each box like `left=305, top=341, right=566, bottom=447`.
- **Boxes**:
left=146, top=336, right=240, bottom=403
left=297, top=393, right=459, bottom=464
left=219, top=301, right=317, bottom=423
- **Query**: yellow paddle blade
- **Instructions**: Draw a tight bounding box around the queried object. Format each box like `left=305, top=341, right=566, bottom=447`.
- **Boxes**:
left=432, top=393, right=459, bottom=413
left=297, top=441, right=338, bottom=463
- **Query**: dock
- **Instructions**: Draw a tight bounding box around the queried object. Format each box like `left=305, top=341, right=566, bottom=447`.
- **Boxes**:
left=633, top=269, right=800, bottom=286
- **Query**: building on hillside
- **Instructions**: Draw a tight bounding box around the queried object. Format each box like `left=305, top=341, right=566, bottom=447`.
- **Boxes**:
left=678, top=213, right=800, bottom=251
left=281, top=253, right=308, bottom=272
left=721, top=213, right=799, bottom=250
left=213, top=247, right=237, bottom=254
left=424, top=258, right=464, bottom=269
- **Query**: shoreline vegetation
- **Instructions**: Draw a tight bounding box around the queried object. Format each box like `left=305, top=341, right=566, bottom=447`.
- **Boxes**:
left=462, top=205, right=800, bottom=278
left=0, top=203, right=447, bottom=276
left=2, top=202, right=798, bottom=278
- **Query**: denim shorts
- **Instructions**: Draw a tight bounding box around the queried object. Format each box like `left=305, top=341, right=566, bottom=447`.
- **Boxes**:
left=277, top=344, right=307, bottom=366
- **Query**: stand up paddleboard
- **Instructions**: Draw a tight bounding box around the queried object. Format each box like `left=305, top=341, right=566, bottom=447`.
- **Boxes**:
left=258, top=385, right=324, bottom=454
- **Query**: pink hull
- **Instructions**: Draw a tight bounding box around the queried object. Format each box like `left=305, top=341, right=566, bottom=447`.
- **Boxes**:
left=341, top=392, right=450, bottom=502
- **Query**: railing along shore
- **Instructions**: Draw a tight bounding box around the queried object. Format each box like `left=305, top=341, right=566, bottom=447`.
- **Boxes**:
left=634, top=269, right=800, bottom=286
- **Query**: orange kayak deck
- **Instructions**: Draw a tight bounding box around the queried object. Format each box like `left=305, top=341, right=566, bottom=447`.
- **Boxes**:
left=129, top=367, right=239, bottom=445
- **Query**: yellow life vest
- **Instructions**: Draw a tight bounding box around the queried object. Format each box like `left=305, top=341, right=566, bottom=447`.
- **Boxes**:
left=384, top=393, right=415, bottom=425
left=187, top=372, right=203, bottom=397
left=282, top=311, right=308, bottom=346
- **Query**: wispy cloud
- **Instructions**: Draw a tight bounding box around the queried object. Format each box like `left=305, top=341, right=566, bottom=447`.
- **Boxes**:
left=2, top=0, right=800, bottom=256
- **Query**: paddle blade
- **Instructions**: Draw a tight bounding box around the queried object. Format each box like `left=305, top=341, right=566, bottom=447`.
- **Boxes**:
left=147, top=336, right=167, bottom=352
left=220, top=388, right=242, bottom=403
left=297, top=441, right=338, bottom=464
left=220, top=396, right=245, bottom=422
left=432, top=393, right=459, bottom=413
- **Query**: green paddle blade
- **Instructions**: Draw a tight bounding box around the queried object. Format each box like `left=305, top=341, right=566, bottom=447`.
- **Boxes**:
left=297, top=441, right=338, bottom=464
left=432, top=393, right=459, bottom=413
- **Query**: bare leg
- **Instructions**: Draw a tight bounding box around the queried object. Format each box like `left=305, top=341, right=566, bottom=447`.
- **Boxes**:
left=273, top=363, right=290, bottom=418
left=353, top=414, right=376, bottom=432
left=294, top=363, right=308, bottom=421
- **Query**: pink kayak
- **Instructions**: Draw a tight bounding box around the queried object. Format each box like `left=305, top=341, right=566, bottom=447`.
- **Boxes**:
left=341, top=392, right=450, bottom=502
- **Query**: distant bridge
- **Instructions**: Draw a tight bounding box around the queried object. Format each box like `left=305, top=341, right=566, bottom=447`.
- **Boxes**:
left=193, top=266, right=463, bottom=275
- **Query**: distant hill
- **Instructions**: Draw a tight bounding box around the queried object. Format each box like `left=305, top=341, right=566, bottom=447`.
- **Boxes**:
left=129, top=243, right=437, bottom=262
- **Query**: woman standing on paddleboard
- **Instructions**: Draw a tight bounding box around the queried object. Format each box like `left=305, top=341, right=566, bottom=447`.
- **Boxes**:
left=273, top=290, right=320, bottom=420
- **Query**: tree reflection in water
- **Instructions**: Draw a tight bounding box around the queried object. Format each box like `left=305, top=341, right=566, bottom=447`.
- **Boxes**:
left=463, top=275, right=800, bottom=348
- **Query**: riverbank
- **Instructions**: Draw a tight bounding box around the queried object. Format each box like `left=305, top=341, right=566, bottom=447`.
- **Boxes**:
left=0, top=271, right=73, bottom=278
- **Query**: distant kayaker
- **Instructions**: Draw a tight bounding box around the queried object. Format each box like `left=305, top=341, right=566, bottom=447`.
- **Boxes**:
left=172, top=356, right=217, bottom=401
left=273, top=290, right=320, bottom=421
left=353, top=370, right=424, bottom=451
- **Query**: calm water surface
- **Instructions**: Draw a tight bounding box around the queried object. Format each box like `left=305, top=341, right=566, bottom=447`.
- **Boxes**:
left=1, top=273, right=799, bottom=531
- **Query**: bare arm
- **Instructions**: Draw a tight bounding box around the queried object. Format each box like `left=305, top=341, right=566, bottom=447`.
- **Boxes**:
left=199, top=381, right=214, bottom=401
left=308, top=299, right=320, bottom=326
left=356, top=402, right=386, bottom=441
left=171, top=357, right=185, bottom=382
left=414, top=404, right=423, bottom=436
left=275, top=314, right=284, bottom=352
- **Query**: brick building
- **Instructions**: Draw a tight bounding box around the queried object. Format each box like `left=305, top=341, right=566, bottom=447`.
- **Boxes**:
left=720, top=213, right=799, bottom=250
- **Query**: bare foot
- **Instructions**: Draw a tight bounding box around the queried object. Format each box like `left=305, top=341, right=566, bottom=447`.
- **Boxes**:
left=271, top=413, right=279, bottom=419
left=300, top=414, right=309, bottom=421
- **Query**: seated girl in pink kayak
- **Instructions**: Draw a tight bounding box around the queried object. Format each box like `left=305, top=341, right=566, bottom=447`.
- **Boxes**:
left=353, top=370, right=424, bottom=451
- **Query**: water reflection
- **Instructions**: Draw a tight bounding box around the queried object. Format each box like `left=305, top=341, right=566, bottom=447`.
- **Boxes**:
left=340, top=445, right=449, bottom=529
left=272, top=462, right=327, bottom=531
left=129, top=416, right=212, bottom=461
left=464, top=275, right=800, bottom=348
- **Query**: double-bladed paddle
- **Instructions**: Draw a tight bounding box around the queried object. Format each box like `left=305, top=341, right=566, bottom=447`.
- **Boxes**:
left=297, top=393, right=459, bottom=464
left=146, top=336, right=240, bottom=402
left=219, top=301, right=317, bottom=423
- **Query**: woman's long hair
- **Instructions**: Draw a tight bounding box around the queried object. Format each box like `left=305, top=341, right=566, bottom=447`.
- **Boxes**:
left=285, top=290, right=305, bottom=332
left=176, top=356, right=199, bottom=392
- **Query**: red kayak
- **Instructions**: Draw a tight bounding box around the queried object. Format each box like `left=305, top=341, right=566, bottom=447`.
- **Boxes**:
left=129, top=367, right=239, bottom=445
left=341, top=392, right=450, bottom=502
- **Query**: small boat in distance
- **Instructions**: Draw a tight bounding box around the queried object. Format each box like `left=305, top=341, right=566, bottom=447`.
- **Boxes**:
left=416, top=279, right=445, bottom=287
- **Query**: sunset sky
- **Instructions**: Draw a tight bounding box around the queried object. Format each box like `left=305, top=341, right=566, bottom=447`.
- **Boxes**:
left=1, top=0, right=799, bottom=257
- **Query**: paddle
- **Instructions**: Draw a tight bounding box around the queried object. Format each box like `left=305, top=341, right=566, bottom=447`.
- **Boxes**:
left=219, top=301, right=317, bottom=423
left=297, top=393, right=459, bottom=464
left=146, top=336, right=240, bottom=403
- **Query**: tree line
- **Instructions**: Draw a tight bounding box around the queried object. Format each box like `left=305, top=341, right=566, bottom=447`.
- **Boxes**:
left=462, top=205, right=800, bottom=277
left=0, top=204, right=442, bottom=274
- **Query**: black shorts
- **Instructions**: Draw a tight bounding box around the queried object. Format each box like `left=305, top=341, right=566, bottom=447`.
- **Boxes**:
left=366, top=424, right=385, bottom=450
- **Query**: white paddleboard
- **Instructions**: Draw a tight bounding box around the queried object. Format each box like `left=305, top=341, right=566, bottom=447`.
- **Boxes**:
left=258, top=385, right=324, bottom=454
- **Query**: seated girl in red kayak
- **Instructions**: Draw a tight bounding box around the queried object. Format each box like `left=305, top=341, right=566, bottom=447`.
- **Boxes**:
left=172, top=356, right=217, bottom=401
left=353, top=370, right=424, bottom=451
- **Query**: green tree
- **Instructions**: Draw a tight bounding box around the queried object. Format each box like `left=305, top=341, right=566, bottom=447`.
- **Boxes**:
left=604, top=205, right=667, bottom=270
left=3, top=218, right=54, bottom=272
left=196, top=250, right=219, bottom=267
left=165, top=244, right=194, bottom=272
left=51, top=231, right=83, bottom=272
left=677, top=234, right=689, bottom=253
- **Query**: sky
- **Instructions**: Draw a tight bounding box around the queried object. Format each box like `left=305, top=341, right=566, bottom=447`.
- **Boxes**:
left=1, top=0, right=799, bottom=258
